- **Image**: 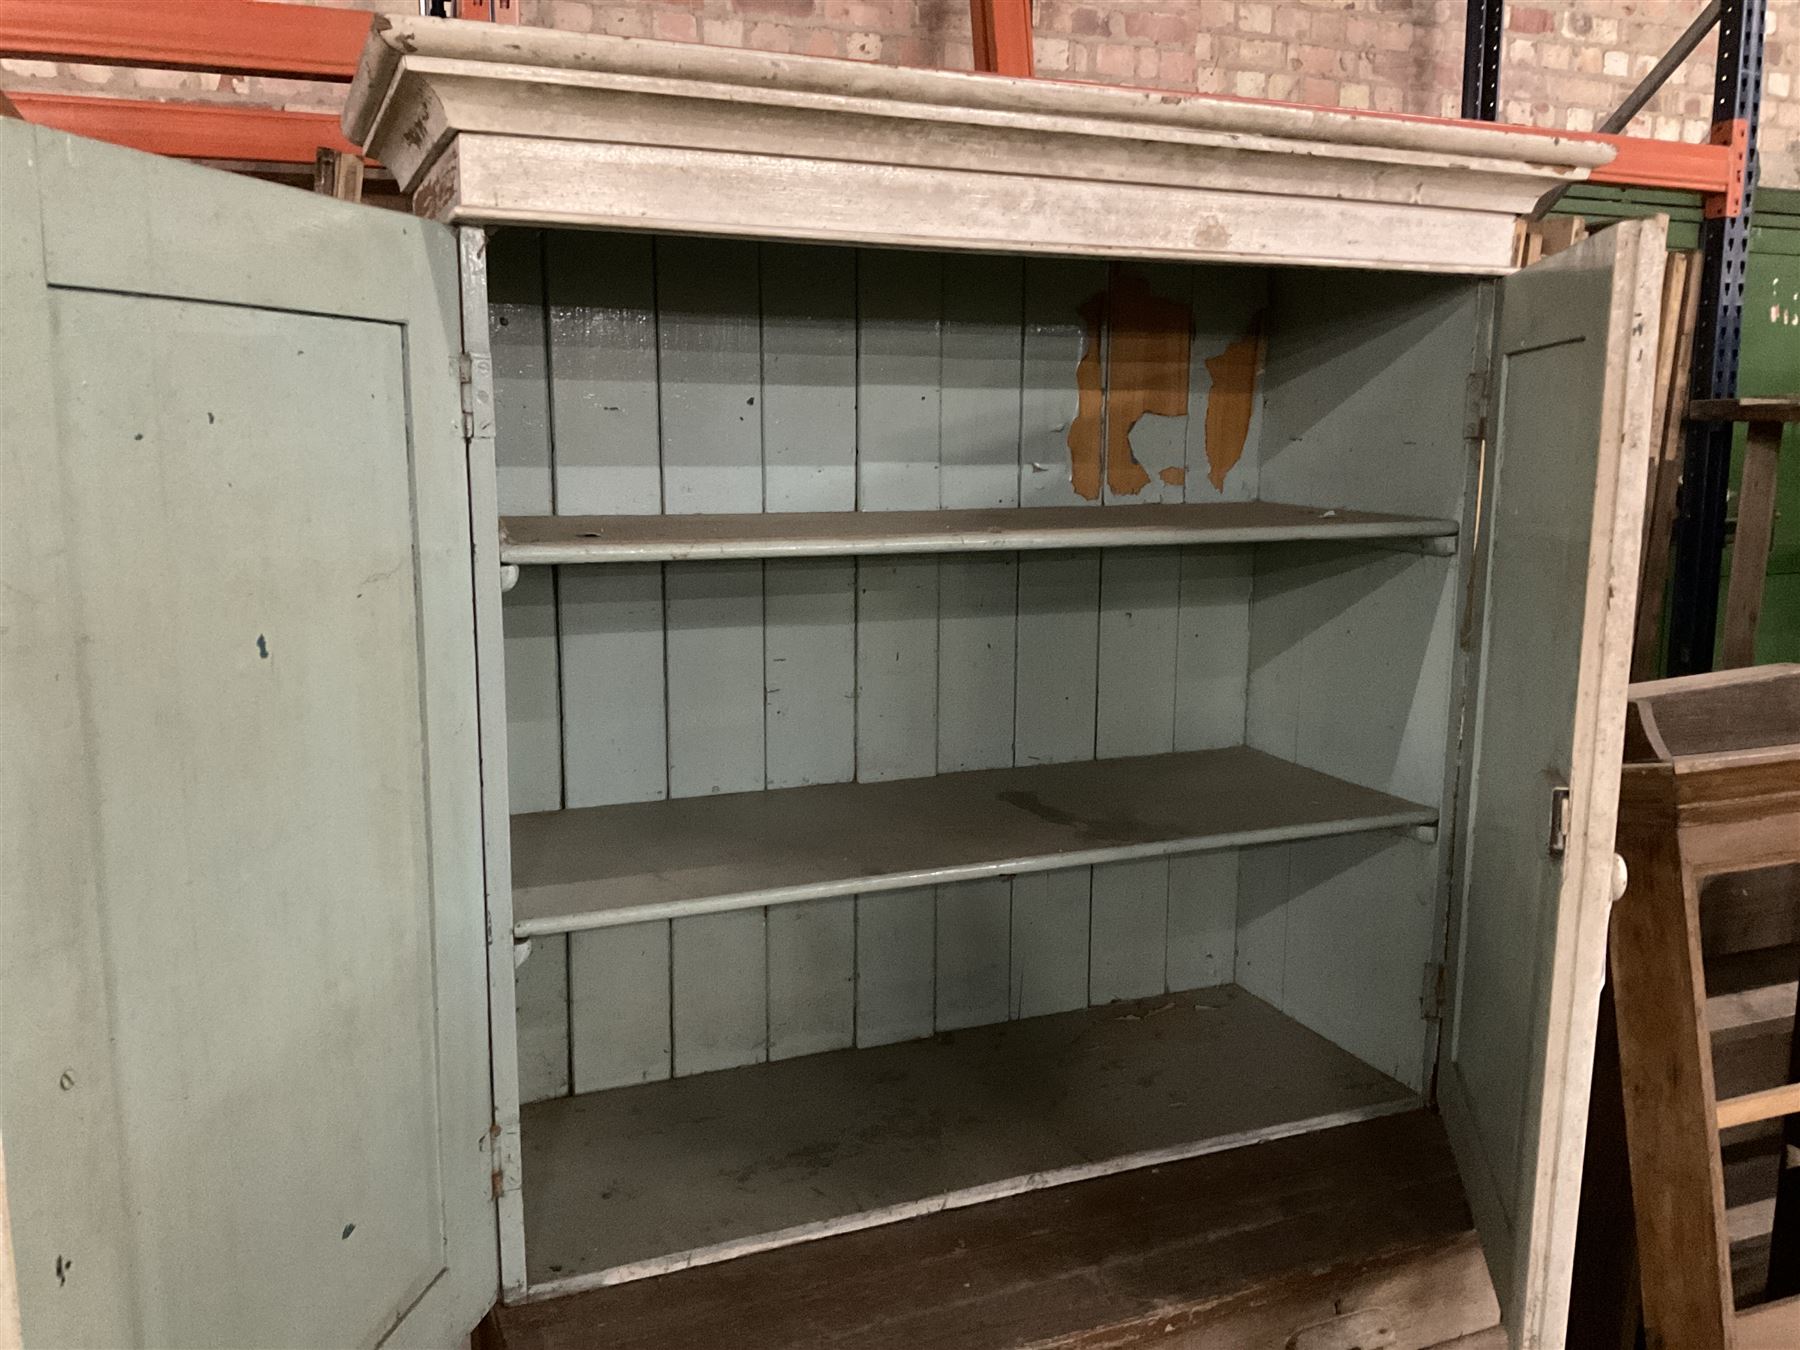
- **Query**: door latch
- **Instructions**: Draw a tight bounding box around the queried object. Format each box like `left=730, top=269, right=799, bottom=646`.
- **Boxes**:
left=1548, top=786, right=1571, bottom=856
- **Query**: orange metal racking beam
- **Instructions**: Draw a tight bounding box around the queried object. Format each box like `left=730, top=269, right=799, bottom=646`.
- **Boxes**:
left=8, top=92, right=358, bottom=163
left=970, top=0, right=1033, bottom=78
left=0, top=0, right=370, bottom=80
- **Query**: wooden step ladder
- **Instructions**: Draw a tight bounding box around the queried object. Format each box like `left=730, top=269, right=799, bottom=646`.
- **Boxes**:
left=1610, top=664, right=1800, bottom=1347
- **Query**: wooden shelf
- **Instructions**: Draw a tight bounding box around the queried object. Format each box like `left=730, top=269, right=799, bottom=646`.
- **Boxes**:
left=510, top=746, right=1436, bottom=936
left=519, top=985, right=1419, bottom=1292
left=498, top=502, right=1460, bottom=566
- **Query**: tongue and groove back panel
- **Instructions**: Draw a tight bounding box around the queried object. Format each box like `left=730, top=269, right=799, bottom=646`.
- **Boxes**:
left=493, top=228, right=1480, bottom=1105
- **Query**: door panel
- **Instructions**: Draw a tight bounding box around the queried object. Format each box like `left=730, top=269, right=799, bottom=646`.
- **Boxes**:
left=1440, top=218, right=1665, bottom=1347
left=0, top=123, right=494, bottom=1347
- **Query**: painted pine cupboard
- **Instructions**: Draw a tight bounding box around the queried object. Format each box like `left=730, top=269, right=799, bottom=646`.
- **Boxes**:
left=0, top=16, right=1666, bottom=1349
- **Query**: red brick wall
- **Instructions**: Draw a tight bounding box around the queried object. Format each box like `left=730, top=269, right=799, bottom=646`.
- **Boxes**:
left=4, top=0, right=1796, bottom=188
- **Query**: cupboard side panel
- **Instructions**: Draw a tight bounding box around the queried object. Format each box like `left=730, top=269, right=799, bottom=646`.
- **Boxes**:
left=1241, top=275, right=1484, bottom=1092
left=490, top=231, right=570, bottom=1106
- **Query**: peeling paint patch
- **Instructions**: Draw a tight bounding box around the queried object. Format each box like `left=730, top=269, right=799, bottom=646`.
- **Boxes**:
left=1067, top=271, right=1193, bottom=500
left=1159, top=466, right=1187, bottom=487
left=1068, top=293, right=1107, bottom=501
left=1201, top=315, right=1266, bottom=491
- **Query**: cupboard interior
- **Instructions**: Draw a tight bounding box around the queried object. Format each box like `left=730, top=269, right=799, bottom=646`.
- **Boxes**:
left=490, top=227, right=1489, bottom=1291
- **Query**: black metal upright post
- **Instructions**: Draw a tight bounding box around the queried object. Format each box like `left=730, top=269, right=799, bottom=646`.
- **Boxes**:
left=1665, top=0, right=1766, bottom=675
left=1461, top=0, right=1504, bottom=120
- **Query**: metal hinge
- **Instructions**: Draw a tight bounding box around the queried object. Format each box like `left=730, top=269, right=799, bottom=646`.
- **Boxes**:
left=1548, top=786, right=1572, bottom=856
left=458, top=353, right=476, bottom=440
left=1421, top=961, right=1447, bottom=1020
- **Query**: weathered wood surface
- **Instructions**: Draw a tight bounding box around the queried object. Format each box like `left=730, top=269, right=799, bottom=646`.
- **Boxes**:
left=1609, top=666, right=1800, bottom=1349
left=347, top=18, right=1606, bottom=273
left=498, top=501, right=1457, bottom=564
left=511, top=746, right=1436, bottom=936
left=1690, top=398, right=1800, bottom=423
left=0, top=122, right=495, bottom=1348
left=1437, top=218, right=1665, bottom=1343
left=489, top=1110, right=1496, bottom=1350
left=1721, top=420, right=1786, bottom=668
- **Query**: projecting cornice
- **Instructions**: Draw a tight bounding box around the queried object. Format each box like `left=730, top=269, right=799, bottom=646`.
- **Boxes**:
left=346, top=16, right=1613, bottom=273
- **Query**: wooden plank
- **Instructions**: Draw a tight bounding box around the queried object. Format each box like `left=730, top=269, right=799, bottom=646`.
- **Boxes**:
left=517, top=986, right=1417, bottom=1290
left=1716, top=1084, right=1800, bottom=1131
left=1013, top=552, right=1101, bottom=765
left=311, top=148, right=363, bottom=202
left=1165, top=852, right=1239, bottom=990
left=496, top=1110, right=1487, bottom=1350
left=1609, top=783, right=1735, bottom=1350
left=545, top=231, right=661, bottom=517
left=559, top=566, right=666, bottom=809
left=857, top=249, right=941, bottom=511
left=763, top=561, right=855, bottom=789
left=1721, top=420, right=1784, bottom=668
left=1011, top=260, right=1103, bottom=1018
left=1103, top=263, right=1192, bottom=505
left=1173, top=547, right=1253, bottom=751
left=1690, top=398, right=1800, bottom=423
left=1090, top=549, right=1180, bottom=1003
left=854, top=886, right=936, bottom=1048
left=656, top=236, right=761, bottom=513
left=760, top=242, right=859, bottom=1062
left=502, top=569, right=562, bottom=816
left=511, top=747, right=1437, bottom=935
left=1008, top=870, right=1090, bottom=1018
left=494, top=224, right=567, bottom=1123
left=1186, top=264, right=1270, bottom=504
left=760, top=242, right=856, bottom=514
left=514, top=937, right=570, bottom=1104
left=935, top=878, right=1011, bottom=1031
left=854, top=248, right=943, bottom=1045
left=671, top=910, right=767, bottom=1077
left=766, top=900, right=854, bottom=1061
left=498, top=502, right=1459, bottom=563
left=1632, top=252, right=1700, bottom=680
left=1088, top=859, right=1170, bottom=1005
left=489, top=230, right=553, bottom=519
left=569, top=925, right=672, bottom=1093
left=664, top=561, right=764, bottom=799
left=855, top=558, right=938, bottom=782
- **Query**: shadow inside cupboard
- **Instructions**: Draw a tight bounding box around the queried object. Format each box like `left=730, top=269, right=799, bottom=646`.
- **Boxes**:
left=490, top=227, right=1490, bottom=1293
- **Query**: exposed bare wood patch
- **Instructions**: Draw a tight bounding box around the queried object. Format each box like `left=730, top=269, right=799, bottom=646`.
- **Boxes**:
left=1103, top=271, right=1192, bottom=498
left=1067, top=272, right=1195, bottom=500
left=1068, top=292, right=1105, bottom=500
left=1201, top=314, right=1266, bottom=491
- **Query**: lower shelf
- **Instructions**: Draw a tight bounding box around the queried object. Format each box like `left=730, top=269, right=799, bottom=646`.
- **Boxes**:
left=520, top=984, right=1419, bottom=1294
left=494, top=1110, right=1497, bottom=1350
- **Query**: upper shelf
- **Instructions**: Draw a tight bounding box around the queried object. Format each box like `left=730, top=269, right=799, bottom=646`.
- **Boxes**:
left=499, top=502, right=1460, bottom=566
left=344, top=17, right=1611, bottom=274
left=510, top=745, right=1437, bottom=937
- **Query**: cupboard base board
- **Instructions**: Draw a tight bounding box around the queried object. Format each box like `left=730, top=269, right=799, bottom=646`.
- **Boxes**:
left=492, top=1109, right=1497, bottom=1349
left=519, top=984, right=1417, bottom=1294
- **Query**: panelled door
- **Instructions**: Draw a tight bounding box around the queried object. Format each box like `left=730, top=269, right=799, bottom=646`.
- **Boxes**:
left=1440, top=217, right=1666, bottom=1347
left=0, top=123, right=495, bottom=1347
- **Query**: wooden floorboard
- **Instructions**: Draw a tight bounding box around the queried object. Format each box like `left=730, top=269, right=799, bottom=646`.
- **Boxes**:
left=489, top=1109, right=1498, bottom=1350
left=511, top=746, right=1436, bottom=934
